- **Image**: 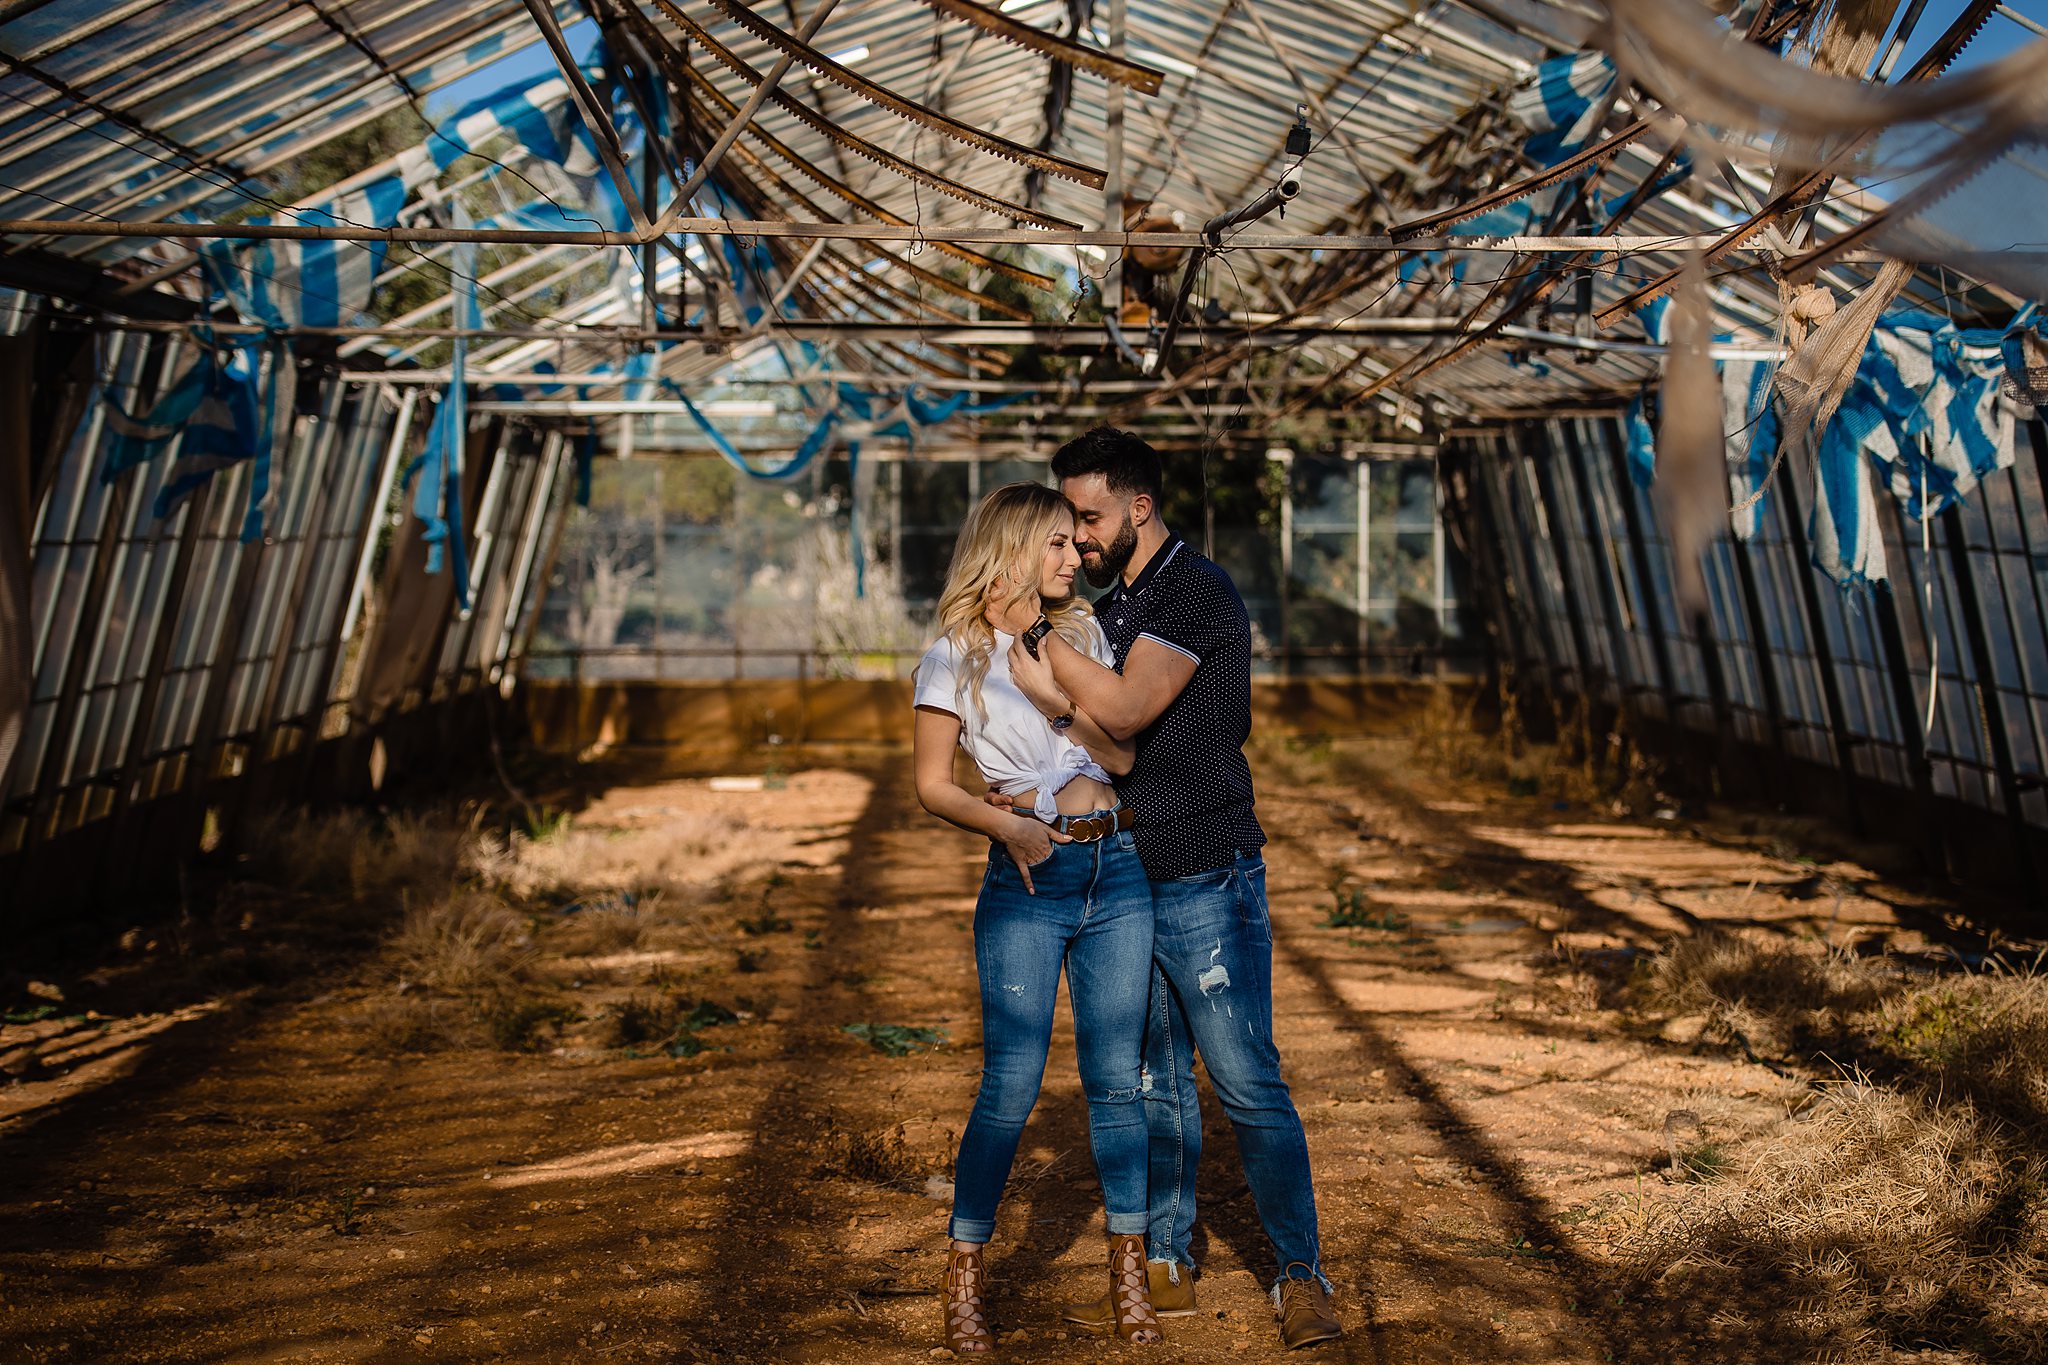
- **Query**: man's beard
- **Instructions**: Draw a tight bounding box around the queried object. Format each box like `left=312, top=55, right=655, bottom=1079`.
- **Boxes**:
left=1080, top=512, right=1138, bottom=588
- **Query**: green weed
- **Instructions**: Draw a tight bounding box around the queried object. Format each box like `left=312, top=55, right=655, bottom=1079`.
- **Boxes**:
left=663, top=998, right=739, bottom=1057
left=1673, top=1142, right=1729, bottom=1183
left=1324, top=880, right=1407, bottom=931
left=523, top=807, right=573, bottom=843
left=844, top=1022, right=948, bottom=1056
left=334, top=1189, right=364, bottom=1236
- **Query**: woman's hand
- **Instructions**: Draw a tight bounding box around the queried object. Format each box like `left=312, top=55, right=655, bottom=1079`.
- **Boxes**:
left=999, top=813, right=1071, bottom=895
left=1006, top=635, right=1070, bottom=719
left=990, top=583, right=1044, bottom=637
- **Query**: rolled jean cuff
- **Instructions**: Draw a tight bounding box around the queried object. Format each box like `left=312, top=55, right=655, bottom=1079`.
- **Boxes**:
left=1270, top=1263, right=1333, bottom=1295
left=948, top=1216, right=996, bottom=1244
left=1105, top=1211, right=1149, bottom=1236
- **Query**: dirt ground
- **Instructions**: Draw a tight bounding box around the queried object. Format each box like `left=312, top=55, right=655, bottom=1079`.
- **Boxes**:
left=0, top=736, right=2004, bottom=1364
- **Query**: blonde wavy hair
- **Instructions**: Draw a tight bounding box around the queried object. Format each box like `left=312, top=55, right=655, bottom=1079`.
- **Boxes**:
left=932, top=481, right=1096, bottom=724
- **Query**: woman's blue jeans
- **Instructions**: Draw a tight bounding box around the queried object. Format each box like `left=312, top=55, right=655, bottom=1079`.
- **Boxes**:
left=948, top=823, right=1155, bottom=1244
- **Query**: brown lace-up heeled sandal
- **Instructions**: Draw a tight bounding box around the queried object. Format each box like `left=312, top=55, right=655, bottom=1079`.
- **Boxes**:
left=944, top=1244, right=994, bottom=1354
left=1107, top=1233, right=1163, bottom=1344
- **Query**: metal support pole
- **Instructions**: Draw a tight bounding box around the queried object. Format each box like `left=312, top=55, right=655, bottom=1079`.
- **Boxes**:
left=523, top=0, right=652, bottom=232
left=1591, top=417, right=1680, bottom=720
left=1549, top=421, right=1633, bottom=703
left=0, top=216, right=1813, bottom=253
left=1103, top=0, right=1126, bottom=321
left=1517, top=424, right=1600, bottom=696
left=1773, top=458, right=1866, bottom=834
left=342, top=389, right=416, bottom=643
left=1490, top=429, right=1564, bottom=683
left=1727, top=532, right=1789, bottom=761
left=1871, top=573, right=1948, bottom=874
left=95, top=475, right=215, bottom=881
left=1938, top=502, right=2040, bottom=899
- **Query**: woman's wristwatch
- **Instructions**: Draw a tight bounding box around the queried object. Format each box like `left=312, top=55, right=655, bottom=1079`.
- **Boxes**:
left=1049, top=710, right=1075, bottom=732
left=1020, top=613, right=1054, bottom=659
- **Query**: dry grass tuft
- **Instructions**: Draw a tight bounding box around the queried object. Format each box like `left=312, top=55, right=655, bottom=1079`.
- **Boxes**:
left=562, top=891, right=662, bottom=956
left=1406, top=677, right=1668, bottom=812
left=477, top=990, right=578, bottom=1052
left=242, top=807, right=374, bottom=894
left=602, top=994, right=679, bottom=1048
left=1879, top=974, right=2048, bottom=1140
left=389, top=891, right=535, bottom=993
left=1616, top=938, right=2048, bottom=1360
left=817, top=1120, right=930, bottom=1190
left=358, top=811, right=478, bottom=903
left=360, top=993, right=464, bottom=1054
left=1618, top=1080, right=2048, bottom=1362
left=1645, top=931, right=1895, bottom=1055
left=242, top=804, right=484, bottom=908
left=489, top=810, right=749, bottom=904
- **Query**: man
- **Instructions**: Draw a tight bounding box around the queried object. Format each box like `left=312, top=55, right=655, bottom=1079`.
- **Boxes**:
left=1002, top=427, right=1341, bottom=1349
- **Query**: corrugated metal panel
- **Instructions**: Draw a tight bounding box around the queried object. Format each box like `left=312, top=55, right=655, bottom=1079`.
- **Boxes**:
left=0, top=0, right=1990, bottom=411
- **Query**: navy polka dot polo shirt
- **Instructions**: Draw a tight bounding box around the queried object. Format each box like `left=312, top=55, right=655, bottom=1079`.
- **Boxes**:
left=1096, top=533, right=1266, bottom=881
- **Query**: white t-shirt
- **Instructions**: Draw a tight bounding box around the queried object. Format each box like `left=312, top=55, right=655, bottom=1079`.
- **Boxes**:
left=914, top=618, right=1118, bottom=822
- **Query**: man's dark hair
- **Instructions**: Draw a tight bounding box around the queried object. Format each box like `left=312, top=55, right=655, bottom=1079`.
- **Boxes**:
left=1049, top=426, right=1163, bottom=502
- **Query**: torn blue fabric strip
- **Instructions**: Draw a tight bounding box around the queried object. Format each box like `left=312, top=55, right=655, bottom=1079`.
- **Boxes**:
left=408, top=208, right=479, bottom=607
left=1623, top=389, right=1656, bottom=488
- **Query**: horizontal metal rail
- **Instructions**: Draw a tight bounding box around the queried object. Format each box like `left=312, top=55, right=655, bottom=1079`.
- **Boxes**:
left=0, top=214, right=1825, bottom=254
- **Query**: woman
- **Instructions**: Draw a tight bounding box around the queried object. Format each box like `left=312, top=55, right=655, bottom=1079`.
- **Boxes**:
left=912, top=482, right=1162, bottom=1352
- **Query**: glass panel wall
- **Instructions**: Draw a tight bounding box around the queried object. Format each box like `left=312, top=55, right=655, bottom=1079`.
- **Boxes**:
left=526, top=445, right=1479, bottom=680
left=1458, top=411, right=2048, bottom=845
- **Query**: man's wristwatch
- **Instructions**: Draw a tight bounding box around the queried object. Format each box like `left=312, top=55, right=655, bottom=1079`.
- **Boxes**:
left=1049, top=710, right=1075, bottom=732
left=1020, top=614, right=1054, bottom=659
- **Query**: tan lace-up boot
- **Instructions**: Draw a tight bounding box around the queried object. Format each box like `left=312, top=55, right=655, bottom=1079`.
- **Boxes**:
left=943, top=1244, right=993, bottom=1354
left=1058, top=1257, right=1195, bottom=1332
left=1106, top=1233, right=1163, bottom=1344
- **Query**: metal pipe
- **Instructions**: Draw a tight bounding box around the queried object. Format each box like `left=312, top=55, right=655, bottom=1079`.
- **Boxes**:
left=76, top=314, right=1795, bottom=355
left=1102, top=0, right=1127, bottom=322
left=1938, top=502, right=2042, bottom=897
left=341, top=389, right=416, bottom=642
left=0, top=214, right=1791, bottom=254
left=1147, top=162, right=1305, bottom=375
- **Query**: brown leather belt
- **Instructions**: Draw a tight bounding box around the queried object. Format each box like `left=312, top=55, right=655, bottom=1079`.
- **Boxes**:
left=1052, top=805, right=1132, bottom=844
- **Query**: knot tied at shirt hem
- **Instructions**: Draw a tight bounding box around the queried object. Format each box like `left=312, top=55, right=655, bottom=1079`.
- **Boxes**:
left=1023, top=746, right=1113, bottom=822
